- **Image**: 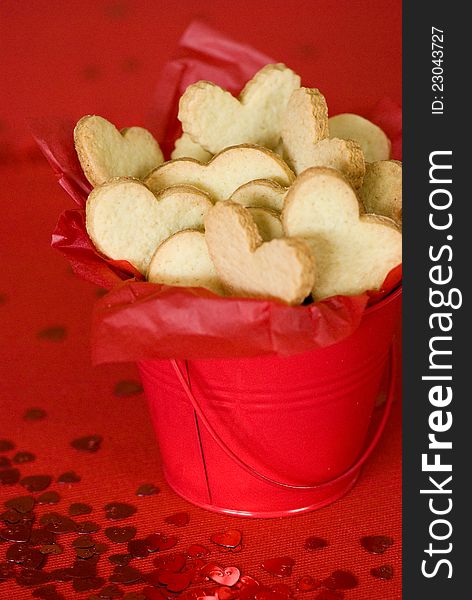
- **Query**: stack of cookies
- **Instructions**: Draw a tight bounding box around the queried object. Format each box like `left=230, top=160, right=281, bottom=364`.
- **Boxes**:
left=75, top=64, right=402, bottom=305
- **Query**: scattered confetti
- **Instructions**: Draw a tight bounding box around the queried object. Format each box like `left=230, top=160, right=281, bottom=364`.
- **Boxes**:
left=260, top=557, right=295, bottom=578
left=360, top=535, right=394, bottom=554
left=71, top=435, right=103, bottom=453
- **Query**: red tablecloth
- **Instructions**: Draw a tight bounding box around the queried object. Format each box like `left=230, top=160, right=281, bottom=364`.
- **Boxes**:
left=0, top=2, right=401, bottom=598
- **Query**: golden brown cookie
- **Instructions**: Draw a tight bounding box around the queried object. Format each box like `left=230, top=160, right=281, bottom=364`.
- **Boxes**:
left=205, top=201, right=315, bottom=305
left=282, top=167, right=402, bottom=300
left=147, top=230, right=223, bottom=294
left=328, top=113, right=391, bottom=162
left=74, top=115, right=163, bottom=186
left=359, top=160, right=402, bottom=226
left=86, top=179, right=212, bottom=274
left=145, top=145, right=295, bottom=201
left=178, top=64, right=300, bottom=153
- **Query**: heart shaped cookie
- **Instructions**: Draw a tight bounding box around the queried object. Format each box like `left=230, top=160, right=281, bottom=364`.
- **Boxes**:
left=299, top=138, right=365, bottom=189
left=261, top=557, right=296, bottom=577
left=281, top=87, right=329, bottom=172
left=205, top=202, right=315, bottom=305
left=147, top=210, right=280, bottom=293
left=178, top=64, right=300, bottom=154
left=248, top=207, right=283, bottom=241
left=86, top=179, right=212, bottom=274
left=74, top=115, right=164, bottom=186
left=171, top=132, right=212, bottom=163
left=282, top=167, right=401, bottom=300
left=145, top=145, right=295, bottom=202
left=230, top=179, right=288, bottom=212
left=280, top=89, right=364, bottom=187
left=359, top=160, right=402, bottom=226
left=147, top=230, right=223, bottom=295
left=328, top=113, right=391, bottom=162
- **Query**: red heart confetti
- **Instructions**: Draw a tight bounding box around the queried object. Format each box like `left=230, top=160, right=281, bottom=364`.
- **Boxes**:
left=187, top=559, right=208, bottom=584
left=208, top=566, right=240, bottom=587
left=5, top=495, right=35, bottom=513
left=145, top=570, right=164, bottom=587
left=360, top=535, right=394, bottom=554
left=0, top=522, right=32, bottom=543
left=45, top=514, right=78, bottom=534
left=322, top=570, right=358, bottom=590
left=12, top=451, right=36, bottom=464
left=19, top=475, right=52, bottom=492
left=216, top=586, right=240, bottom=600
left=105, top=526, right=137, bottom=544
left=136, top=483, right=159, bottom=497
left=187, top=544, right=210, bottom=559
left=77, top=520, right=101, bottom=534
left=304, top=536, right=328, bottom=551
left=160, top=570, right=192, bottom=592
left=152, top=552, right=187, bottom=572
left=297, top=575, right=322, bottom=591
left=239, top=575, right=260, bottom=588
left=200, top=562, right=225, bottom=577
left=108, top=553, right=133, bottom=566
left=57, top=471, right=81, bottom=484
left=210, top=529, right=242, bottom=549
left=74, top=546, right=95, bottom=559
left=39, top=543, right=63, bottom=556
left=145, top=533, right=178, bottom=553
left=127, top=539, right=150, bottom=558
left=0, top=468, right=20, bottom=485
left=0, top=423, right=395, bottom=600
left=68, top=502, right=92, bottom=516
left=6, top=542, right=31, bottom=562
left=71, top=534, right=95, bottom=549
left=109, top=565, right=142, bottom=585
left=29, top=527, right=55, bottom=546
left=371, top=564, right=394, bottom=580
left=37, top=491, right=60, bottom=505
left=1, top=509, right=21, bottom=524
left=261, top=557, right=295, bottom=577
left=104, top=503, right=137, bottom=521
left=164, top=511, right=190, bottom=527
left=71, top=434, right=103, bottom=453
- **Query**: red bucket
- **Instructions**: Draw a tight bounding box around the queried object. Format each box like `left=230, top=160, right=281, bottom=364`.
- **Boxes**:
left=138, top=287, right=401, bottom=518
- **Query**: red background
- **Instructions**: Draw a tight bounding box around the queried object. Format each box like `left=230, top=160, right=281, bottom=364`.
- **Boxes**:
left=0, top=1, right=402, bottom=599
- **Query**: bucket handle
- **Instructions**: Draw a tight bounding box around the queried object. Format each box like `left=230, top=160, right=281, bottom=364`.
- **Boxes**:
left=170, top=346, right=397, bottom=491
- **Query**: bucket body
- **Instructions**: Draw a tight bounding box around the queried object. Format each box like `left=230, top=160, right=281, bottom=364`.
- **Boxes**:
left=139, top=288, right=401, bottom=517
